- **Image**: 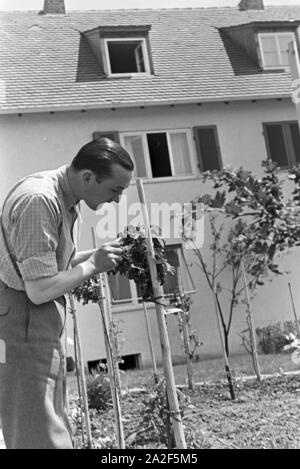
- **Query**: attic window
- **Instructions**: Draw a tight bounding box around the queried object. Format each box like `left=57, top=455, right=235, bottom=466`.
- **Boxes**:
left=258, top=32, right=295, bottom=70
left=104, top=38, right=150, bottom=76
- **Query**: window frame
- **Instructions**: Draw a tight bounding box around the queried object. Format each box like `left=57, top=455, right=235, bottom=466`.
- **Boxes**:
left=103, top=37, right=151, bottom=77
left=263, top=120, right=300, bottom=169
left=120, top=128, right=197, bottom=181
left=258, top=32, right=295, bottom=70
left=134, top=42, right=146, bottom=72
left=109, top=274, right=140, bottom=307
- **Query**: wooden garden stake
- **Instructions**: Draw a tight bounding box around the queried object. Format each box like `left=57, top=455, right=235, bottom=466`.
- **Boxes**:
left=137, top=179, right=187, bottom=449
left=178, top=308, right=193, bottom=391
left=102, top=272, right=122, bottom=392
left=180, top=310, right=193, bottom=391
left=69, top=293, right=93, bottom=448
left=91, top=228, right=125, bottom=449
left=165, top=388, right=176, bottom=449
left=212, top=287, right=235, bottom=400
left=142, top=301, right=159, bottom=383
left=288, top=282, right=300, bottom=338
left=241, top=259, right=262, bottom=382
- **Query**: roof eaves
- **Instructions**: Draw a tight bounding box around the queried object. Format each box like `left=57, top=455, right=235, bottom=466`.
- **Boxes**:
left=83, top=24, right=152, bottom=36
left=0, top=92, right=292, bottom=116
left=221, top=20, right=300, bottom=32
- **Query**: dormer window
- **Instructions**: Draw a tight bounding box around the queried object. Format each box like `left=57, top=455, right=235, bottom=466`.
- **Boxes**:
left=83, top=24, right=153, bottom=78
left=258, top=32, right=295, bottom=70
left=104, top=38, right=150, bottom=76
left=221, top=21, right=300, bottom=75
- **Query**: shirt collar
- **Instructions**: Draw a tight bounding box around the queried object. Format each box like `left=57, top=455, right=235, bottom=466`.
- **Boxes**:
left=57, top=165, right=79, bottom=212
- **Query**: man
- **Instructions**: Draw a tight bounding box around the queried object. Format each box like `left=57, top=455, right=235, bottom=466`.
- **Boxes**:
left=0, top=138, right=134, bottom=449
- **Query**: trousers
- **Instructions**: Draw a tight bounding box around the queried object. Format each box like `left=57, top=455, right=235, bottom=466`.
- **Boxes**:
left=0, top=284, right=73, bottom=449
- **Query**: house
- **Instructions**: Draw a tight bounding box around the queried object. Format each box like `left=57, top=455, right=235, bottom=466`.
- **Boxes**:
left=1, top=0, right=300, bottom=369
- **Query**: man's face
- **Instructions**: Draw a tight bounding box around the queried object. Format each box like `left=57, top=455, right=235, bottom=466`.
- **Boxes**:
left=82, top=164, right=132, bottom=211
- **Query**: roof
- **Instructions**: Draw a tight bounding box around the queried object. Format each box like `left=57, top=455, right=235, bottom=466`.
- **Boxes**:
left=0, top=5, right=300, bottom=114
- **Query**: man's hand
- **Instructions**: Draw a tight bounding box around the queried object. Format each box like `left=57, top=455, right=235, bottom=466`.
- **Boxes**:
left=87, top=240, right=123, bottom=274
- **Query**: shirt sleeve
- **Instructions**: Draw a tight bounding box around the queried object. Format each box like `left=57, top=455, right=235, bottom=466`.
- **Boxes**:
left=10, top=194, right=60, bottom=281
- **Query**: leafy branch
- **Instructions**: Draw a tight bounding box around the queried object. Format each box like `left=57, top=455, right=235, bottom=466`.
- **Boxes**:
left=73, top=226, right=174, bottom=304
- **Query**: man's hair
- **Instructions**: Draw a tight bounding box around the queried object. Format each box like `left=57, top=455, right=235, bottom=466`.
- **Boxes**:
left=71, top=138, right=134, bottom=180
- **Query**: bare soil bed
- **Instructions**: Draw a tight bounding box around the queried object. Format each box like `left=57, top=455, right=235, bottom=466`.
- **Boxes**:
left=70, top=373, right=300, bottom=449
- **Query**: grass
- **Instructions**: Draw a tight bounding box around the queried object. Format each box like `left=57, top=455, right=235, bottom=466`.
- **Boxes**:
left=121, top=352, right=300, bottom=389
left=68, top=352, right=299, bottom=393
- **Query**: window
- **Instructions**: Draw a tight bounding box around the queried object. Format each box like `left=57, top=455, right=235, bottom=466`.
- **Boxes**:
left=121, top=130, right=195, bottom=179
left=123, top=134, right=148, bottom=177
left=135, top=244, right=183, bottom=300
left=264, top=121, right=300, bottom=168
left=118, top=354, right=142, bottom=371
left=88, top=354, right=141, bottom=372
left=258, top=32, right=295, bottom=70
left=110, top=244, right=191, bottom=305
left=163, top=245, right=181, bottom=295
left=108, top=272, right=141, bottom=306
left=194, top=126, right=222, bottom=172
left=104, top=38, right=150, bottom=76
left=109, top=273, right=133, bottom=303
left=108, top=271, right=144, bottom=306
left=84, top=24, right=153, bottom=77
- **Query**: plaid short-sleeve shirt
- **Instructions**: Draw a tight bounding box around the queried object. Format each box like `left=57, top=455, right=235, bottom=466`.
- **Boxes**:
left=0, top=165, right=81, bottom=291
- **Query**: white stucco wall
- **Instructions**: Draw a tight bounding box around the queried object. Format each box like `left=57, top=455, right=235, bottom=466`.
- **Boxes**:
left=1, top=99, right=299, bottom=367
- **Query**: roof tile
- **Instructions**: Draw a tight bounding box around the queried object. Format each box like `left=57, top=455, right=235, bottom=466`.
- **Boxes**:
left=0, top=6, right=300, bottom=113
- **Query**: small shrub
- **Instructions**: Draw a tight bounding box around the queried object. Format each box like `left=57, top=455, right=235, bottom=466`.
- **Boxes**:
left=86, top=372, right=112, bottom=412
left=256, top=321, right=300, bottom=354
left=139, top=377, right=190, bottom=447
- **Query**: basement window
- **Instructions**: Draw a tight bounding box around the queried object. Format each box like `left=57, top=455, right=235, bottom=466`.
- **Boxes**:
left=88, top=354, right=141, bottom=372
left=258, top=32, right=295, bottom=70
left=104, top=38, right=150, bottom=76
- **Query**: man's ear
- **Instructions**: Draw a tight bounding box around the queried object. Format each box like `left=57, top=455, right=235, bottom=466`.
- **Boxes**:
left=81, top=170, right=93, bottom=185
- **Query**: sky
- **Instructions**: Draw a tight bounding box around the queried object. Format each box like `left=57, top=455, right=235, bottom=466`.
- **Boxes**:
left=0, top=0, right=299, bottom=12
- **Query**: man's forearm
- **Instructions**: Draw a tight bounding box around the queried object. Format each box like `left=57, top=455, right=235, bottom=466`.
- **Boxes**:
left=25, top=260, right=97, bottom=305
left=71, top=249, right=97, bottom=267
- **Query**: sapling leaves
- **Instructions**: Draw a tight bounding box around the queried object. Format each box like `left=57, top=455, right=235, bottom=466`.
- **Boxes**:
left=73, top=226, right=174, bottom=304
